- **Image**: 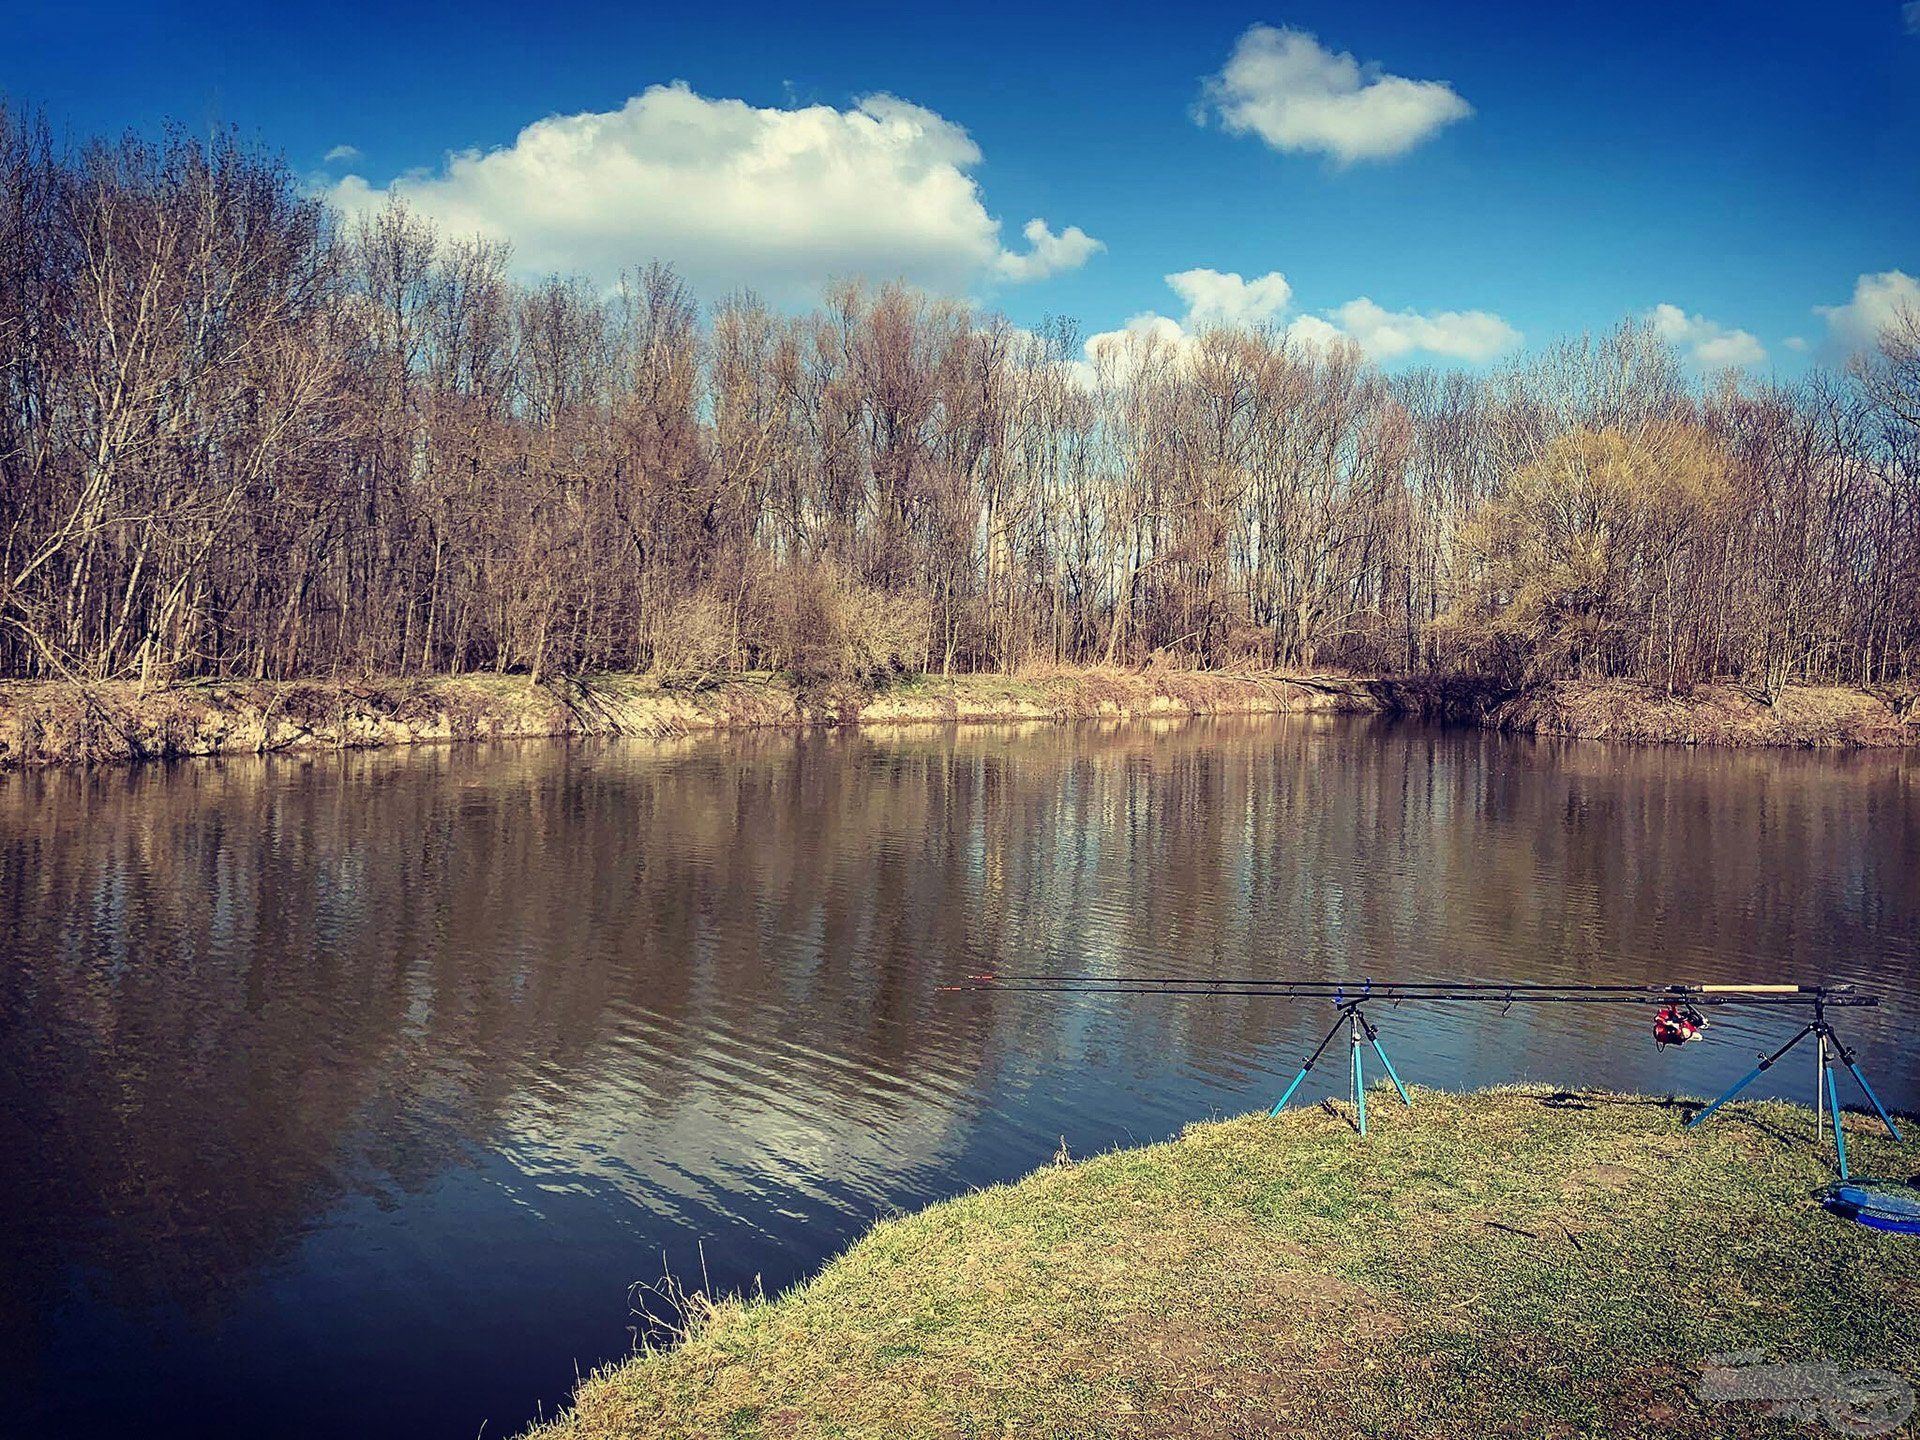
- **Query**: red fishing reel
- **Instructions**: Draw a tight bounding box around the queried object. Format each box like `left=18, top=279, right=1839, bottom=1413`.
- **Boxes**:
left=1653, top=1003, right=1708, bottom=1047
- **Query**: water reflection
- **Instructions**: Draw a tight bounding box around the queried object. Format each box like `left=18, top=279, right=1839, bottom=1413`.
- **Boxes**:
left=1, top=718, right=1914, bottom=1437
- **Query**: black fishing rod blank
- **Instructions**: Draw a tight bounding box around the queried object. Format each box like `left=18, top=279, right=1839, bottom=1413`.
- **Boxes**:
left=958, top=973, right=1871, bottom=1003
left=950, top=976, right=1877, bottom=1008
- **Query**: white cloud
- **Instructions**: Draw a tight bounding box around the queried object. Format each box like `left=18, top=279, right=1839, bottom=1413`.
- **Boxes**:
left=327, top=83, right=1098, bottom=301
left=1197, top=24, right=1472, bottom=164
left=1081, top=272, right=1303, bottom=381
left=1905, top=1, right=1920, bottom=34
left=323, top=143, right=362, bottom=165
left=993, top=219, right=1104, bottom=282
left=1815, top=270, right=1920, bottom=351
left=1280, top=313, right=1349, bottom=352
left=1079, top=270, right=1517, bottom=382
left=1165, top=267, right=1294, bottom=327
left=1646, top=302, right=1767, bottom=369
left=1782, top=335, right=1809, bottom=352
left=1326, top=297, right=1521, bottom=363
left=1085, top=311, right=1191, bottom=362
left=1068, top=312, right=1179, bottom=391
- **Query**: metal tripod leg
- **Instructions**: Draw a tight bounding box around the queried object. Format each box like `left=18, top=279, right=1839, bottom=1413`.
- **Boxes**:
left=1827, top=1024, right=1903, bottom=1141
left=1351, top=1013, right=1367, bottom=1136
left=1688, top=1018, right=1899, bottom=1176
left=1816, top=1031, right=1827, bottom=1145
left=1273, top=1003, right=1416, bottom=1131
left=1270, top=1009, right=1355, bottom=1117
left=1824, top=1053, right=1849, bottom=1179
left=1353, top=1007, right=1412, bottom=1107
left=1687, top=1024, right=1816, bottom=1129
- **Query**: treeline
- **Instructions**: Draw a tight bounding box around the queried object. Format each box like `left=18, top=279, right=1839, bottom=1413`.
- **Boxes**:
left=3, top=108, right=1917, bottom=692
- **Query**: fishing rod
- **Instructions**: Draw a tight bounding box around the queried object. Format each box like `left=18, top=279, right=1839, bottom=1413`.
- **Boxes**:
left=948, top=975, right=1878, bottom=1007
left=958, top=973, right=1865, bottom=996
left=951, top=985, right=1871, bottom=1007
left=944, top=971, right=1896, bottom=1173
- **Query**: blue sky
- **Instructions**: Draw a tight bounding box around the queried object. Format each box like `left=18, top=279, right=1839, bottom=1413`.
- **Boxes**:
left=9, top=0, right=1918, bottom=371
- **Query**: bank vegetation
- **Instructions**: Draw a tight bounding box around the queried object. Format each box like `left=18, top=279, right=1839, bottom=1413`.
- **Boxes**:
left=3, top=106, right=1917, bottom=734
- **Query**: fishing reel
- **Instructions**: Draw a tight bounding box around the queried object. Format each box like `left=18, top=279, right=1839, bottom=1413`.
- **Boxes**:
left=1652, top=1002, right=1708, bottom=1047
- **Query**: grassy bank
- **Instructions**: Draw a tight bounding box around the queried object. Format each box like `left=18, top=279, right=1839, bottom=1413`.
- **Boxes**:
left=0, top=669, right=1372, bottom=769
left=530, top=1088, right=1916, bottom=1440
left=0, top=670, right=1911, bottom=769
left=1488, top=680, right=1918, bottom=749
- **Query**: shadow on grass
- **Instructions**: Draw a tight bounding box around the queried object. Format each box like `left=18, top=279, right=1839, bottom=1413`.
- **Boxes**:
left=1529, top=1087, right=1915, bottom=1171
left=1531, top=1089, right=1690, bottom=1115
left=1318, top=1096, right=1367, bottom=1135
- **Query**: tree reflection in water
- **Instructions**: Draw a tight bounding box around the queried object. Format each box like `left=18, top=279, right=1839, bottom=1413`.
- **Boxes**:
left=1, top=717, right=1914, bottom=1437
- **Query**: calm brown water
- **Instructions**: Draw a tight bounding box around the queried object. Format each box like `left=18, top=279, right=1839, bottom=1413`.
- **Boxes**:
left=1, top=716, right=1915, bottom=1438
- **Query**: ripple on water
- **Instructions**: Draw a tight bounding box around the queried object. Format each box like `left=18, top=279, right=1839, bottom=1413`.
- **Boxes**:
left=0, top=719, right=1913, bottom=1440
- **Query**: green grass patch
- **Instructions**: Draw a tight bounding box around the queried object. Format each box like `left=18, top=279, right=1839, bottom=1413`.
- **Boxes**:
left=527, top=1087, right=1918, bottom=1439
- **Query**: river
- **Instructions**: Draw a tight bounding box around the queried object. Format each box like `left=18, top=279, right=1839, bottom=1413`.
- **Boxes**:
left=2, top=716, right=1915, bottom=1437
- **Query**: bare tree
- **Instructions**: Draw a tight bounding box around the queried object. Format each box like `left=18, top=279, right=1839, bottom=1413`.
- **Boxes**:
left=0, top=103, right=1913, bottom=696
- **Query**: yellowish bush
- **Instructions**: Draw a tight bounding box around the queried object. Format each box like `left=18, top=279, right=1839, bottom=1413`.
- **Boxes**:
left=1443, top=423, right=1731, bottom=683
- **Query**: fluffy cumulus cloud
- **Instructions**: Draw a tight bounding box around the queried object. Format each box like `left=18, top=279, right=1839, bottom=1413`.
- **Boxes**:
left=1082, top=273, right=1305, bottom=381
left=993, top=219, right=1105, bottom=282
left=1326, top=297, right=1521, bottom=363
left=1081, top=269, right=1519, bottom=380
left=1276, top=312, right=1348, bottom=352
left=1164, top=267, right=1294, bottom=327
left=1645, top=303, right=1767, bottom=369
left=1080, top=312, right=1193, bottom=374
left=1196, top=24, right=1473, bottom=164
left=1815, top=270, right=1920, bottom=351
left=327, top=84, right=1099, bottom=300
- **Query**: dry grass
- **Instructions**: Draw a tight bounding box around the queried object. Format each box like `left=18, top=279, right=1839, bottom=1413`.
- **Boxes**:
left=527, top=1087, right=1917, bottom=1440
left=0, top=668, right=1372, bottom=769
left=867, top=666, right=1370, bottom=725
left=1493, top=681, right=1916, bottom=748
left=1, top=671, right=1913, bottom=770
left=0, top=673, right=584, bottom=767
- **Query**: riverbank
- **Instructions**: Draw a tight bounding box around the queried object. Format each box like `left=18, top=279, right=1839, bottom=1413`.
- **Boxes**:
left=1486, top=679, right=1918, bottom=749
left=0, top=669, right=1369, bottom=769
left=528, top=1088, right=1915, bottom=1440
left=0, top=670, right=1911, bottom=769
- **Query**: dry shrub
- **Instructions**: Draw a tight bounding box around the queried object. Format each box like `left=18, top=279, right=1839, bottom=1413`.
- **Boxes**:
left=1054, top=664, right=1142, bottom=718
left=750, top=562, right=930, bottom=684
left=844, top=584, right=930, bottom=678
left=647, top=592, right=734, bottom=678
left=1220, top=620, right=1276, bottom=669
left=276, top=682, right=340, bottom=728
left=1009, top=657, right=1080, bottom=681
